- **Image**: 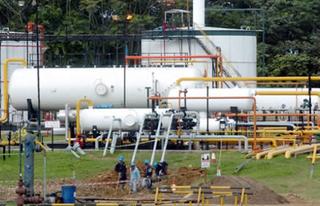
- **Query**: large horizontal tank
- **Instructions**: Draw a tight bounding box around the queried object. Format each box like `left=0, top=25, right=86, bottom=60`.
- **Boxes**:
left=80, top=108, right=169, bottom=131
left=167, top=88, right=254, bottom=112
left=9, top=67, right=203, bottom=110
left=168, top=88, right=320, bottom=112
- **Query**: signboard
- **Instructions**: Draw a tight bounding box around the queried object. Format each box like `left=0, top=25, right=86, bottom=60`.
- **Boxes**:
left=44, top=121, right=60, bottom=129
left=201, top=153, right=211, bottom=169
left=211, top=153, right=216, bottom=164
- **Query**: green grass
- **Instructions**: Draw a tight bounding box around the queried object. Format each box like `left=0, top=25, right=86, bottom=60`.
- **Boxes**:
left=0, top=150, right=319, bottom=202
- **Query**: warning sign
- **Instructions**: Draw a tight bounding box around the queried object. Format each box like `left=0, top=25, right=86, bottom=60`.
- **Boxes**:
left=44, top=121, right=60, bottom=129
left=201, top=153, right=211, bottom=169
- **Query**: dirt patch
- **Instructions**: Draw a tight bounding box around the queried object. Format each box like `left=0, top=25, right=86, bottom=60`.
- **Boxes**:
left=0, top=167, right=294, bottom=205
left=211, top=176, right=289, bottom=204
left=161, top=167, right=206, bottom=185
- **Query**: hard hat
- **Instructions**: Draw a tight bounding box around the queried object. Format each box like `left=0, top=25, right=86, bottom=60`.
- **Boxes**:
left=118, top=155, right=124, bottom=161
left=144, top=159, right=149, bottom=164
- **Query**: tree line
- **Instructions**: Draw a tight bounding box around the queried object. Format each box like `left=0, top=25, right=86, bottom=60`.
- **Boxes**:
left=0, top=0, right=319, bottom=76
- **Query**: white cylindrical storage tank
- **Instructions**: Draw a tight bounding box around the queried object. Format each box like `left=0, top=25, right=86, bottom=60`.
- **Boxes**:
left=79, top=108, right=169, bottom=131
left=193, top=0, right=205, bottom=28
left=9, top=67, right=203, bottom=110
left=167, top=88, right=254, bottom=112
left=255, top=88, right=320, bottom=111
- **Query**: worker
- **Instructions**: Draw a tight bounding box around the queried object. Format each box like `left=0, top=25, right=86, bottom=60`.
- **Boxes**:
left=142, top=159, right=153, bottom=189
left=130, top=162, right=140, bottom=193
left=158, top=161, right=168, bottom=176
left=114, top=155, right=127, bottom=189
left=153, top=161, right=161, bottom=181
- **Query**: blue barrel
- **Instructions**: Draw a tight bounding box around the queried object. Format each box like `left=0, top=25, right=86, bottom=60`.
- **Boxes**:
left=61, top=185, right=76, bottom=203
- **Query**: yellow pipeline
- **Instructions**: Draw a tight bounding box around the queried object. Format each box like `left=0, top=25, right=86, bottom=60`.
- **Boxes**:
left=176, top=76, right=320, bottom=85
left=76, top=98, right=94, bottom=136
left=312, top=144, right=318, bottom=164
left=256, top=91, right=320, bottom=96
left=1, top=58, right=27, bottom=123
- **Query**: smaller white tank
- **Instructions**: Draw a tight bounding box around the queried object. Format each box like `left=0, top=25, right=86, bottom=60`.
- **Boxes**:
left=79, top=108, right=169, bottom=131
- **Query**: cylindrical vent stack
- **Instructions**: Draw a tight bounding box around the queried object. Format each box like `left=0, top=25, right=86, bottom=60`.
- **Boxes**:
left=193, top=0, right=205, bottom=28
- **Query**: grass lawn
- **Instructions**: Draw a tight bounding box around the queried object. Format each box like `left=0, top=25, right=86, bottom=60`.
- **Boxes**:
left=0, top=150, right=319, bottom=202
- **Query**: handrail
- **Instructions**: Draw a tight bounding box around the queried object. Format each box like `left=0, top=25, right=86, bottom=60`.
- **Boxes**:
left=126, top=54, right=219, bottom=64
left=176, top=76, right=320, bottom=85
left=193, top=23, right=245, bottom=87
left=76, top=98, right=94, bottom=136
left=1, top=58, right=27, bottom=123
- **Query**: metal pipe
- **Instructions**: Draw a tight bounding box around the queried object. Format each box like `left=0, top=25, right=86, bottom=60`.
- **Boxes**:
left=126, top=54, right=219, bottom=62
left=1, top=58, right=27, bottom=123
left=206, top=86, right=209, bottom=134
left=160, top=113, right=174, bottom=162
left=144, top=134, right=249, bottom=152
left=176, top=76, right=320, bottom=85
left=226, top=113, right=320, bottom=117
left=95, top=133, right=104, bottom=151
left=75, top=98, right=94, bottom=136
left=64, top=104, right=71, bottom=148
left=103, top=120, right=114, bottom=157
left=150, top=114, right=163, bottom=165
left=102, top=118, right=121, bottom=157
left=256, top=91, right=320, bottom=96
left=236, top=122, right=296, bottom=130
left=131, top=115, right=146, bottom=164
left=110, top=122, right=122, bottom=154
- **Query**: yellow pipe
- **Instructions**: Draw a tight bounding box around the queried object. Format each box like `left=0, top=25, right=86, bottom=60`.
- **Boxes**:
left=312, top=144, right=317, bottom=164
left=284, top=144, right=320, bottom=159
left=154, top=187, right=159, bottom=204
left=1, top=58, right=27, bottom=123
left=256, top=91, right=320, bottom=96
left=76, top=98, right=94, bottom=136
left=267, top=146, right=293, bottom=159
left=176, top=76, right=320, bottom=85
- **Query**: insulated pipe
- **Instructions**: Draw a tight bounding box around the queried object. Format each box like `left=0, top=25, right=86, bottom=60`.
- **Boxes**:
left=76, top=98, right=94, bottom=136
left=150, top=95, right=258, bottom=151
left=125, top=55, right=219, bottom=65
left=176, top=76, right=320, bottom=85
left=255, top=91, right=320, bottom=96
left=227, top=113, right=320, bottom=117
left=150, top=114, right=163, bottom=165
left=95, top=134, right=103, bottom=151
left=102, top=118, right=121, bottom=157
left=131, top=115, right=146, bottom=164
left=65, top=104, right=71, bottom=148
left=160, top=113, right=175, bottom=162
left=1, top=58, right=27, bottom=123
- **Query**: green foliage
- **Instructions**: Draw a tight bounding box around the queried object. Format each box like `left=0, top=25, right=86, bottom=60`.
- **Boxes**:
left=0, top=151, right=320, bottom=202
left=269, top=53, right=319, bottom=76
left=207, top=0, right=320, bottom=77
